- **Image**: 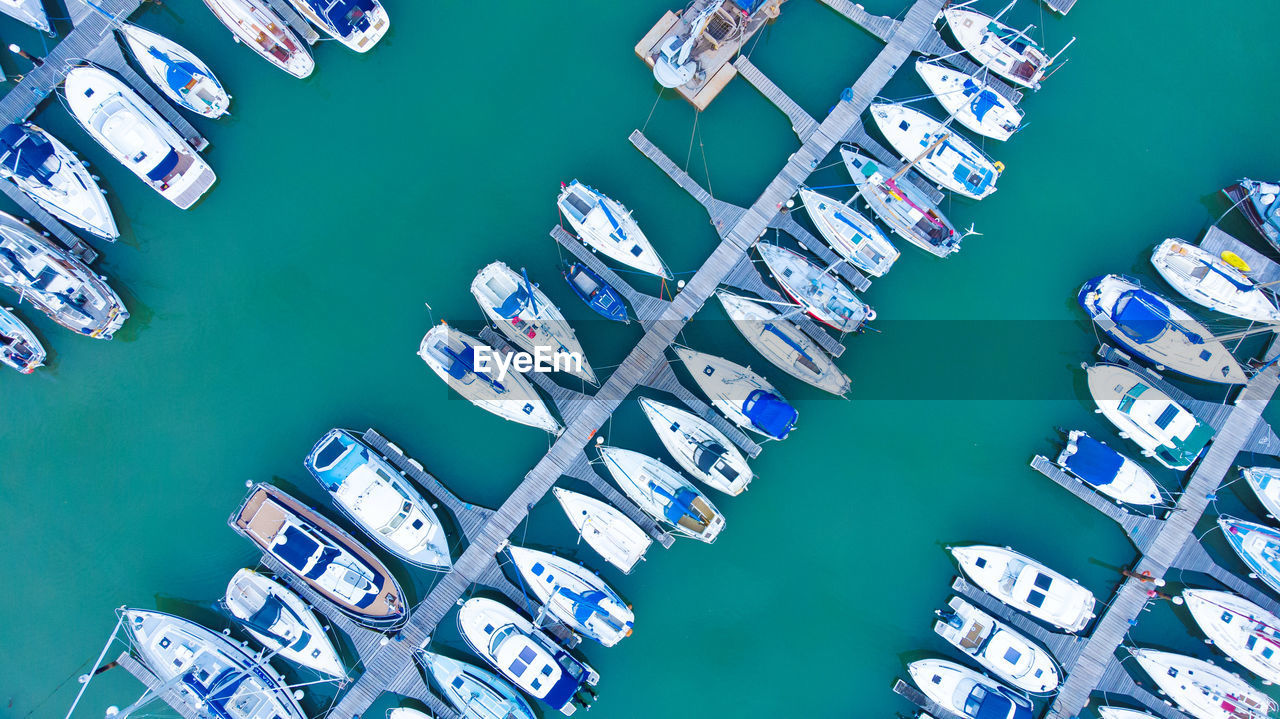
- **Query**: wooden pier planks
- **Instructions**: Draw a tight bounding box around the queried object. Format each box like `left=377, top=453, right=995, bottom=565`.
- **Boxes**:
left=732, top=55, right=817, bottom=142
left=1199, top=225, right=1280, bottom=286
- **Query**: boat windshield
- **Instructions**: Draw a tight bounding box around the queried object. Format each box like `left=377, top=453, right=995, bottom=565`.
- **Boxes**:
left=380, top=501, right=413, bottom=534
left=1117, top=383, right=1148, bottom=414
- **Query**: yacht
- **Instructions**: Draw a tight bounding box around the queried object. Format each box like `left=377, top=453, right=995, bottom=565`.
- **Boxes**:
left=1225, top=180, right=1280, bottom=250
left=1130, top=648, right=1275, bottom=719
left=943, top=7, right=1053, bottom=89
left=417, top=650, right=537, bottom=719
left=869, top=103, right=1001, bottom=200
left=1086, top=363, right=1214, bottom=470
left=551, top=487, right=651, bottom=574
left=934, top=596, right=1060, bottom=694
left=716, top=290, right=850, bottom=396
left=797, top=187, right=899, bottom=277
left=204, top=0, right=314, bottom=78
left=288, top=0, right=389, bottom=52
left=672, top=344, right=798, bottom=440
left=1220, top=517, right=1280, bottom=597
left=638, top=395, right=754, bottom=495
left=756, top=243, right=873, bottom=333
left=1183, top=588, right=1280, bottom=685
left=598, top=445, right=725, bottom=543
left=915, top=59, right=1023, bottom=141
left=0, top=306, right=43, bottom=374
left=120, top=24, right=231, bottom=118
left=907, top=658, right=1034, bottom=719
left=0, top=122, right=117, bottom=239
left=1054, top=430, right=1162, bottom=506
left=223, top=568, right=346, bottom=677
left=1151, top=239, right=1280, bottom=323
left=557, top=180, right=670, bottom=278
left=950, top=545, right=1096, bottom=632
left=1241, top=467, right=1280, bottom=519
left=840, top=146, right=960, bottom=257
left=507, top=545, right=635, bottom=647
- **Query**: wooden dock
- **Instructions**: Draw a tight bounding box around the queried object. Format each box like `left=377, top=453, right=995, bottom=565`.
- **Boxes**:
left=1042, top=0, right=1077, bottom=15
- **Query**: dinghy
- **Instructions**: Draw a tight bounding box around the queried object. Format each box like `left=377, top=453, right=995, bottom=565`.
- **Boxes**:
left=417, top=650, right=537, bottom=719
left=672, top=344, right=798, bottom=440
left=121, top=608, right=308, bottom=719
left=638, top=395, right=755, bottom=495
left=457, top=597, right=600, bottom=716
left=1151, top=239, right=1280, bottom=323
left=716, top=291, right=850, bottom=396
left=230, top=482, right=407, bottom=627
left=934, top=596, right=1060, bottom=694
left=562, top=261, right=628, bottom=323
left=551, top=487, right=651, bottom=574
left=756, top=243, right=873, bottom=333
left=288, top=0, right=389, bottom=52
left=943, top=7, right=1053, bottom=89
left=907, top=658, right=1034, bottom=719
left=204, top=0, right=314, bottom=78
left=797, top=187, right=899, bottom=277
left=0, top=306, right=43, bottom=374
left=0, top=0, right=49, bottom=32
left=869, top=103, right=1001, bottom=200
left=120, top=25, right=230, bottom=119
left=1054, top=430, right=1162, bottom=506
left=557, top=180, right=670, bottom=278
left=1130, top=648, right=1276, bottom=719
left=418, top=324, right=563, bottom=435
left=1220, top=518, right=1280, bottom=597
left=1079, top=275, right=1246, bottom=384
left=915, top=59, right=1023, bottom=141
left=506, top=545, right=635, bottom=647
left=1183, top=588, right=1280, bottom=685
left=840, top=146, right=960, bottom=257
left=1224, top=179, right=1280, bottom=249
left=1086, top=363, right=1214, bottom=470
left=598, top=445, right=726, bottom=544
left=223, top=568, right=346, bottom=677
left=0, top=212, right=128, bottom=339
left=1242, top=467, right=1280, bottom=519
left=0, top=122, right=118, bottom=239
left=304, top=428, right=452, bottom=570
left=472, top=261, right=598, bottom=385
left=950, top=545, right=1095, bottom=632
left=63, top=66, right=216, bottom=210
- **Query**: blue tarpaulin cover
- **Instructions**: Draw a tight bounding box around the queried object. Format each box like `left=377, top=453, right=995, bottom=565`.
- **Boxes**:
left=1063, top=434, right=1122, bottom=487
left=145, top=148, right=180, bottom=182
left=731, top=0, right=768, bottom=14
left=1113, top=289, right=1180, bottom=344
left=742, top=389, right=797, bottom=439
left=0, top=124, right=55, bottom=185
left=974, top=694, right=1015, bottom=719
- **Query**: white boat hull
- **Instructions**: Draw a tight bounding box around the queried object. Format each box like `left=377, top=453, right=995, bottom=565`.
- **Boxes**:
left=121, top=24, right=231, bottom=118
left=1086, top=363, right=1213, bottom=470
left=934, top=595, right=1060, bottom=693
left=224, top=568, right=346, bottom=677
left=507, top=545, right=634, bottom=647
left=638, top=396, right=754, bottom=495
left=1151, top=239, right=1280, bottom=323
left=557, top=180, right=669, bottom=278
left=552, top=487, right=651, bottom=573
left=870, top=103, right=1000, bottom=200
left=951, top=545, right=1095, bottom=632
left=716, top=291, right=849, bottom=396
left=798, top=187, right=898, bottom=277
left=1131, top=648, right=1275, bottom=719
left=598, top=446, right=725, bottom=543
left=672, top=344, right=796, bottom=439
left=1183, top=589, right=1280, bottom=685
left=915, top=59, right=1023, bottom=142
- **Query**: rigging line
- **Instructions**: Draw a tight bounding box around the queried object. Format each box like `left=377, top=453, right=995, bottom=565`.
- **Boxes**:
left=641, top=88, right=663, bottom=133
left=684, top=107, right=699, bottom=174
left=697, top=109, right=714, bottom=200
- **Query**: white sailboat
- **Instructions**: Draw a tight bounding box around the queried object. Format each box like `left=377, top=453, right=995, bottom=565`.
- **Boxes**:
left=557, top=180, right=670, bottom=278
left=943, top=6, right=1055, bottom=90
left=1151, top=239, right=1280, bottom=323
left=915, top=59, right=1023, bottom=141
left=0, top=122, right=118, bottom=239
left=1183, top=588, right=1280, bottom=685
left=120, top=25, right=230, bottom=119
left=637, top=396, right=754, bottom=495
left=551, top=487, right=651, bottom=573
left=204, top=0, right=314, bottom=78
left=1242, top=467, right=1280, bottom=519
left=506, top=545, right=635, bottom=647
left=869, top=103, right=1001, bottom=200
left=756, top=243, right=873, bottom=333
left=797, top=187, right=899, bottom=277
left=597, top=445, right=725, bottom=543
left=716, top=291, right=850, bottom=396
left=417, top=650, right=537, bottom=719
left=950, top=545, right=1096, bottom=632
left=672, top=344, right=798, bottom=440
left=0, top=0, right=49, bottom=32
left=223, top=568, right=346, bottom=677
left=1130, top=648, right=1275, bottom=719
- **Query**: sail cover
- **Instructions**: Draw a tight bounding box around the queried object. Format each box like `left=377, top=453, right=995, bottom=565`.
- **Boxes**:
left=1113, top=289, right=1173, bottom=343
left=1063, top=435, right=1122, bottom=487
left=0, top=124, right=55, bottom=185
left=963, top=79, right=1001, bottom=122
left=742, top=389, right=797, bottom=439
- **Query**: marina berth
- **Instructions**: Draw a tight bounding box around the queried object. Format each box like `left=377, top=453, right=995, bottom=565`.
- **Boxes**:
left=119, top=608, right=308, bottom=719
left=506, top=545, right=635, bottom=647
left=1224, top=179, right=1280, bottom=249
left=229, top=482, right=407, bottom=628
left=949, top=545, right=1096, bottom=632
left=0, top=0, right=49, bottom=32
left=755, top=242, right=874, bottom=333
left=942, top=7, right=1053, bottom=90
left=471, top=261, right=598, bottom=385
left=1130, top=648, right=1276, bottom=719
left=715, top=291, right=850, bottom=396
left=868, top=103, right=1001, bottom=200
left=839, top=146, right=960, bottom=257
left=1150, top=239, right=1280, bottom=323
left=1242, top=467, right=1280, bottom=519
left=0, top=212, right=128, bottom=339
left=1079, top=274, right=1246, bottom=385
left=638, top=396, right=754, bottom=495
left=907, top=658, right=1034, bottom=719
left=914, top=59, right=1023, bottom=142
left=304, top=428, right=452, bottom=571
left=598, top=445, right=726, bottom=543
left=1220, top=517, right=1280, bottom=597
left=1182, top=588, right=1280, bottom=685
left=417, top=650, right=537, bottom=719
left=204, top=0, right=315, bottom=78
left=933, top=596, right=1061, bottom=694
left=1053, top=430, right=1162, bottom=506
left=223, top=568, right=346, bottom=677
left=120, top=25, right=231, bottom=119
left=63, top=66, right=216, bottom=210
left=551, top=487, right=651, bottom=573
left=673, top=344, right=798, bottom=440
left=562, top=261, right=628, bottom=323
left=0, top=306, right=43, bottom=374
left=288, top=0, right=390, bottom=52
left=556, top=180, right=670, bottom=279
left=797, top=187, right=899, bottom=277
left=457, top=597, right=600, bottom=716
left=418, top=324, right=563, bottom=435
left=1086, top=363, right=1215, bottom=470
left=0, top=123, right=118, bottom=240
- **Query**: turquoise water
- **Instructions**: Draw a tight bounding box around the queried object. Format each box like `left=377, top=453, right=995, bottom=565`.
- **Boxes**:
left=3, top=0, right=1280, bottom=717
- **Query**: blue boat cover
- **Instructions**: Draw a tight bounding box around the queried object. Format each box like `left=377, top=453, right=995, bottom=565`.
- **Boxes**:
left=730, top=0, right=768, bottom=13
left=1113, top=289, right=1203, bottom=345
left=1063, top=435, right=1122, bottom=487
left=974, top=692, right=1014, bottom=719
left=742, top=389, right=797, bottom=439
left=309, top=433, right=369, bottom=490
left=146, top=148, right=180, bottom=182
left=962, top=79, right=1001, bottom=122
left=762, top=322, right=813, bottom=362
left=494, top=287, right=531, bottom=319
left=310, top=0, right=376, bottom=36
left=274, top=525, right=322, bottom=573
left=0, top=123, right=55, bottom=185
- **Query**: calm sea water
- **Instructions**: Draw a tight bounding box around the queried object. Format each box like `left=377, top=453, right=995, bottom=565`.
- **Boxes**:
left=3, top=1, right=1280, bottom=717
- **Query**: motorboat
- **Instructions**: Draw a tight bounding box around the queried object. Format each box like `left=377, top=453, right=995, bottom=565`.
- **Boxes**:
left=388, top=709, right=430, bottom=719
left=934, top=596, right=1060, bottom=694
left=223, top=568, right=346, bottom=677
left=551, top=487, right=651, bottom=574
left=0, top=212, right=128, bottom=339
left=417, top=650, right=537, bottom=719
left=638, top=396, right=754, bottom=495
left=288, top=0, right=389, bottom=52
left=672, top=344, right=798, bottom=440
left=63, top=65, right=216, bottom=210
left=797, top=186, right=899, bottom=277
left=418, top=324, right=563, bottom=435
left=229, top=482, right=407, bottom=627
left=120, top=608, right=307, bottom=719
left=1079, top=275, right=1245, bottom=384
left=869, top=103, right=1001, bottom=200
left=304, top=428, right=451, bottom=570
left=0, top=306, right=43, bottom=374
left=756, top=243, right=873, bottom=333
left=471, top=261, right=597, bottom=385
left=204, top=0, right=314, bottom=78
left=597, top=445, right=725, bottom=544
left=943, top=7, right=1053, bottom=89
left=651, top=1, right=719, bottom=88
left=0, top=122, right=117, bottom=239
left=1086, top=363, right=1214, bottom=470
left=457, top=597, right=600, bottom=716
left=1151, top=239, right=1280, bottom=323
left=120, top=24, right=230, bottom=118
left=1097, top=710, right=1158, bottom=719
left=716, top=290, right=850, bottom=396
left=907, top=658, right=1034, bottom=719
left=557, top=180, right=670, bottom=278
left=1130, top=648, right=1275, bottom=719
left=0, top=0, right=49, bottom=32
left=1220, top=517, right=1280, bottom=597
left=1053, top=430, right=1162, bottom=506
left=1225, top=180, right=1280, bottom=250
left=840, top=146, right=960, bottom=257
left=1183, top=588, right=1280, bottom=685
left=950, top=545, right=1095, bottom=632
left=915, top=59, right=1022, bottom=141
left=562, top=261, right=628, bottom=323
left=1241, top=467, right=1280, bottom=519
left=506, top=545, right=635, bottom=647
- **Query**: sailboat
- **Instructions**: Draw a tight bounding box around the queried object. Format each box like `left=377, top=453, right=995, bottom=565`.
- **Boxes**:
left=0, top=122, right=118, bottom=240
left=0, top=0, right=49, bottom=32
left=797, top=187, right=899, bottom=277
left=943, top=5, right=1056, bottom=90
left=839, top=146, right=961, bottom=257
left=1150, top=239, right=1280, bottom=323
left=204, top=0, right=314, bottom=78
left=1053, top=430, right=1162, bottom=506
left=557, top=180, right=670, bottom=278
left=1225, top=180, right=1280, bottom=250
left=672, top=344, right=798, bottom=440
left=914, top=59, right=1023, bottom=141
left=755, top=243, right=874, bottom=333
left=716, top=291, right=850, bottom=396
left=416, top=650, right=537, bottom=719
left=598, top=445, right=726, bottom=543
left=0, top=306, right=43, bottom=374
left=1220, top=517, right=1280, bottom=597
left=119, top=24, right=231, bottom=119
left=1182, top=588, right=1280, bottom=685
left=950, top=545, right=1096, bottom=632
left=287, top=0, right=390, bottom=52
left=1241, top=467, right=1280, bottom=519
left=551, top=487, right=651, bottom=574
left=223, top=568, right=346, bottom=677
left=506, top=545, right=635, bottom=647
left=1086, top=363, right=1214, bottom=470
left=1130, top=648, right=1275, bottom=719
left=869, top=103, right=1001, bottom=200
left=638, top=395, right=755, bottom=495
